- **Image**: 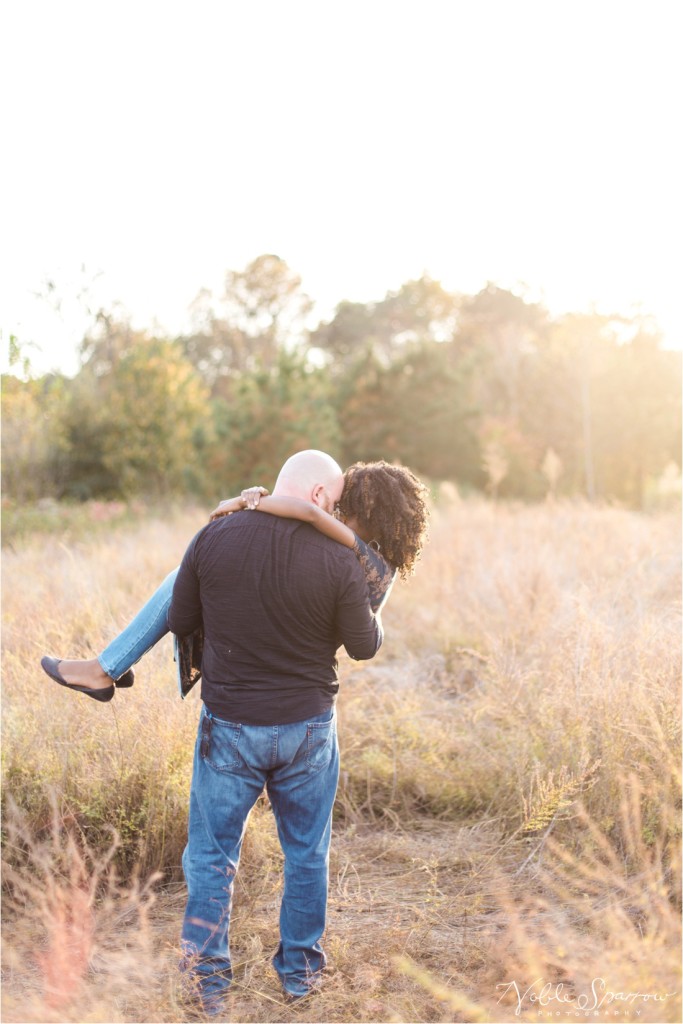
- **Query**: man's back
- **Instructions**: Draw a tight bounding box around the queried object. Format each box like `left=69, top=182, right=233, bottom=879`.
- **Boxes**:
left=168, top=511, right=382, bottom=725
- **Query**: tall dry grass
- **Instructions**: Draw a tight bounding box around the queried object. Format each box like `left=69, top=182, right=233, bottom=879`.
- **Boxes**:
left=1, top=497, right=680, bottom=1022
left=336, top=495, right=680, bottom=846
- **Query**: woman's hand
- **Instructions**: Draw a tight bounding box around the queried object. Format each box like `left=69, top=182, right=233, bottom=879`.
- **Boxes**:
left=209, top=499, right=236, bottom=521
left=241, top=486, right=269, bottom=509
left=208, top=487, right=270, bottom=521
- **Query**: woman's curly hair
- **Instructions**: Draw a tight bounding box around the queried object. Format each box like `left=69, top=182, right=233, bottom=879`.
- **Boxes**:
left=338, top=461, right=430, bottom=579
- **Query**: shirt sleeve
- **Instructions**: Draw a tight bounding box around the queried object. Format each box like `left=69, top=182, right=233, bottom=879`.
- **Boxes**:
left=334, top=554, right=384, bottom=661
left=352, top=535, right=397, bottom=613
left=168, top=530, right=203, bottom=637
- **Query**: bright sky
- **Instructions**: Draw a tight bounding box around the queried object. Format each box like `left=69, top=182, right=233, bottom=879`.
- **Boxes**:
left=1, top=0, right=680, bottom=376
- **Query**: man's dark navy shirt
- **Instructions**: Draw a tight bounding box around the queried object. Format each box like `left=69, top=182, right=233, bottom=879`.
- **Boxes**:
left=168, top=511, right=383, bottom=725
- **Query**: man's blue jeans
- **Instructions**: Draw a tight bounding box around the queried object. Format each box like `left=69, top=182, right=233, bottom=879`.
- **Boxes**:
left=181, top=704, right=340, bottom=1002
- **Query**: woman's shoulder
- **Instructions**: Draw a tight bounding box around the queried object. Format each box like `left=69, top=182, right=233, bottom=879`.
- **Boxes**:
left=352, top=534, right=397, bottom=611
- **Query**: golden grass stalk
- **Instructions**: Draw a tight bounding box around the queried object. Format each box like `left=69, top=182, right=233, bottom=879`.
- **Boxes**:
left=2, top=794, right=162, bottom=1022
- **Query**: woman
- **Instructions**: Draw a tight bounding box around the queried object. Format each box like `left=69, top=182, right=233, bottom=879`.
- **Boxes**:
left=40, top=461, right=430, bottom=701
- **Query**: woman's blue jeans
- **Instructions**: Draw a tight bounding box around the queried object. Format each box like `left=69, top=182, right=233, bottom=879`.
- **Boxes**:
left=97, top=568, right=179, bottom=679
left=181, top=705, right=340, bottom=1002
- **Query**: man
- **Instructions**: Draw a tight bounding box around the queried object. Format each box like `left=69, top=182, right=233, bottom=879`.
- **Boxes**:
left=168, top=449, right=383, bottom=1011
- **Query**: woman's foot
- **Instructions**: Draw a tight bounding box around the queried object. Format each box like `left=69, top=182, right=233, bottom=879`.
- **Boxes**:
left=49, top=657, right=114, bottom=690
left=40, top=657, right=115, bottom=702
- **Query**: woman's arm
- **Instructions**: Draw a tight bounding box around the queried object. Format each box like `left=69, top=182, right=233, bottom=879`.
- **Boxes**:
left=247, top=491, right=395, bottom=614
left=254, top=495, right=356, bottom=548
left=208, top=495, right=249, bottom=520
left=209, top=489, right=355, bottom=546
left=208, top=489, right=394, bottom=613
left=352, top=535, right=396, bottom=613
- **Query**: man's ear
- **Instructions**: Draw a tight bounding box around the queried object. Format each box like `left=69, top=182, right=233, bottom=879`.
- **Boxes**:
left=311, top=484, right=325, bottom=507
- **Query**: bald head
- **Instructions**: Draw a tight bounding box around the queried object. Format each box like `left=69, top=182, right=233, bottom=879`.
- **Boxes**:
left=273, top=450, right=344, bottom=512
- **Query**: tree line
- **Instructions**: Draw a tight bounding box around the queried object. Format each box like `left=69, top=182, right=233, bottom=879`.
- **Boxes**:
left=2, top=255, right=681, bottom=508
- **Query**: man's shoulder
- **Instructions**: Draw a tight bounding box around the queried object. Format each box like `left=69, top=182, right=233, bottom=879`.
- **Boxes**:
left=198, top=516, right=358, bottom=565
left=202, top=513, right=355, bottom=560
left=282, top=519, right=359, bottom=566
left=263, top=517, right=362, bottom=578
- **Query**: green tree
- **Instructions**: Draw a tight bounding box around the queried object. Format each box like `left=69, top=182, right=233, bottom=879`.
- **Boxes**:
left=182, top=255, right=313, bottom=391
left=456, top=282, right=548, bottom=422
left=309, top=301, right=378, bottom=367
left=207, top=350, right=340, bottom=494
left=519, top=313, right=612, bottom=499
left=79, top=305, right=140, bottom=377
left=60, top=335, right=209, bottom=499
left=57, top=373, right=122, bottom=498
left=101, top=339, right=209, bottom=496
left=477, top=414, right=545, bottom=499
left=518, top=312, right=681, bottom=505
left=591, top=328, right=681, bottom=506
left=311, top=275, right=459, bottom=368
left=336, top=340, right=479, bottom=483
left=1, top=372, right=69, bottom=501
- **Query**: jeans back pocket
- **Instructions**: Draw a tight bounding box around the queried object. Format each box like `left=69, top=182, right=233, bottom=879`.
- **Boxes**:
left=202, top=713, right=242, bottom=773
left=305, top=714, right=335, bottom=773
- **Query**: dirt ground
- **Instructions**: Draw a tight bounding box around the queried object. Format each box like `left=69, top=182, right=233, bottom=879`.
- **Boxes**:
left=139, top=814, right=509, bottom=1023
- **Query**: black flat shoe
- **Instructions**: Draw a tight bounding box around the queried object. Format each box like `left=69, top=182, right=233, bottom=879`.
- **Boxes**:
left=40, top=656, right=115, bottom=702
left=115, top=669, right=134, bottom=688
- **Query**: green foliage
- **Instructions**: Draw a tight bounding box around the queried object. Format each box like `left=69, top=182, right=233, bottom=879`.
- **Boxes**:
left=99, top=339, right=209, bottom=496
left=591, top=331, right=681, bottom=506
left=1, top=373, right=70, bottom=501
left=207, top=349, right=341, bottom=494
left=519, top=313, right=682, bottom=505
left=336, top=340, right=480, bottom=484
left=56, top=373, right=125, bottom=499
left=58, top=336, right=210, bottom=499
left=1, top=498, right=145, bottom=547
left=2, top=258, right=679, bottom=508
left=2, top=726, right=192, bottom=879
left=337, top=715, right=501, bottom=822
left=182, top=254, right=313, bottom=388
left=478, top=414, right=545, bottom=499
left=311, top=274, right=458, bottom=367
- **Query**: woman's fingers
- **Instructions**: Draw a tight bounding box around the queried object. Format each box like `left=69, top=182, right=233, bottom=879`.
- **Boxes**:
left=208, top=486, right=269, bottom=521
left=240, top=486, right=269, bottom=510
left=209, top=499, right=232, bottom=521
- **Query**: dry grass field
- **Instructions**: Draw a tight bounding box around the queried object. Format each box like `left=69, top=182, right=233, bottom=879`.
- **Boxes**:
left=1, top=496, right=681, bottom=1023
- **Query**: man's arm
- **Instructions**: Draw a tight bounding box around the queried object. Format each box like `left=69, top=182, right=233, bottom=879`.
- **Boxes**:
left=334, top=557, right=384, bottom=661
left=168, top=532, right=203, bottom=637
